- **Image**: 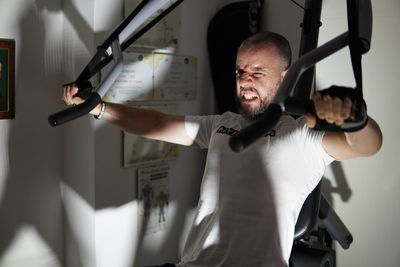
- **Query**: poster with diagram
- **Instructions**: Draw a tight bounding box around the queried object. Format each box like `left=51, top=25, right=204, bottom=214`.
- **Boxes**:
left=124, top=0, right=181, bottom=49
left=123, top=104, right=178, bottom=167
left=137, top=164, right=170, bottom=235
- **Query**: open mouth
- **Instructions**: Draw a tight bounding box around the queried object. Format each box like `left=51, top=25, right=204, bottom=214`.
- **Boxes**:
left=241, top=91, right=259, bottom=102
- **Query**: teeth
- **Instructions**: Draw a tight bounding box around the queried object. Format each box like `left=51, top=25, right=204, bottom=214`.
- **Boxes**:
left=243, top=94, right=258, bottom=100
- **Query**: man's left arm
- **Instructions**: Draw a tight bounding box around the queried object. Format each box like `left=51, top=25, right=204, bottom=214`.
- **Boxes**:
left=306, top=92, right=383, bottom=161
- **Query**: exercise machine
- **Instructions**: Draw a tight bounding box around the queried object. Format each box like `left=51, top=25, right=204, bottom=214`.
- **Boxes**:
left=48, top=0, right=373, bottom=266
left=226, top=0, right=371, bottom=266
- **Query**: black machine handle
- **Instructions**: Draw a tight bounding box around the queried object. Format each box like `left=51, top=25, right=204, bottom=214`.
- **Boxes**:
left=48, top=38, right=124, bottom=127
left=48, top=92, right=101, bottom=127
left=73, top=80, right=94, bottom=100
left=48, top=80, right=97, bottom=127
left=284, top=86, right=368, bottom=132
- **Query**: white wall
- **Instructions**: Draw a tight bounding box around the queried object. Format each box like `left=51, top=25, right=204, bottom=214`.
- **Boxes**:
left=265, top=0, right=400, bottom=266
left=60, top=1, right=97, bottom=266
left=0, top=0, right=64, bottom=266
left=261, top=0, right=304, bottom=58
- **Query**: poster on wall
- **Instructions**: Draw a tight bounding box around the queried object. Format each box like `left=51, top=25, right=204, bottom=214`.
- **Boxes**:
left=137, top=164, right=170, bottom=235
left=104, top=52, right=154, bottom=103
left=104, top=51, right=197, bottom=103
left=124, top=0, right=181, bottom=50
left=0, top=39, right=15, bottom=119
left=153, top=53, right=197, bottom=101
left=123, top=104, right=178, bottom=167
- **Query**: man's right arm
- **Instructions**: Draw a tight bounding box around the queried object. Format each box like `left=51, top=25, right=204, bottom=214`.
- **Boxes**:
left=63, top=85, right=196, bottom=147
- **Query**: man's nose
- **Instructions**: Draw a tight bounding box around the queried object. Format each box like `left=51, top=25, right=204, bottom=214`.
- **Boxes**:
left=237, top=72, right=253, bottom=86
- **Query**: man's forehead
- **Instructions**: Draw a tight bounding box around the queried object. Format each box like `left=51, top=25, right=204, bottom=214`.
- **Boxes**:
left=235, top=63, right=267, bottom=71
left=237, top=45, right=281, bottom=69
left=236, top=53, right=278, bottom=69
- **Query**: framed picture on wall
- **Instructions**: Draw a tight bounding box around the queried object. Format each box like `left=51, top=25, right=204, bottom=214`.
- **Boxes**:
left=0, top=39, right=15, bottom=119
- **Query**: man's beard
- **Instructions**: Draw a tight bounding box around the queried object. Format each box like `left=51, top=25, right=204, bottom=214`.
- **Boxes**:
left=235, top=96, right=269, bottom=121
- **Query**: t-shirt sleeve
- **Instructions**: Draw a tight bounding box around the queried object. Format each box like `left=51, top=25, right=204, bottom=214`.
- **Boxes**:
left=185, top=115, right=220, bottom=149
left=295, top=117, right=335, bottom=170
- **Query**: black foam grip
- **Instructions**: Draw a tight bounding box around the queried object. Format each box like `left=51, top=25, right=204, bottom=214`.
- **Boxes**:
left=63, top=80, right=93, bottom=100
left=75, top=80, right=93, bottom=99
left=284, top=86, right=368, bottom=132
left=48, top=93, right=101, bottom=127
left=229, top=103, right=282, bottom=152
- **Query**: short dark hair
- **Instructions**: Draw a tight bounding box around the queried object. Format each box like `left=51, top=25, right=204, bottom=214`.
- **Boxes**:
left=239, top=31, right=292, bottom=70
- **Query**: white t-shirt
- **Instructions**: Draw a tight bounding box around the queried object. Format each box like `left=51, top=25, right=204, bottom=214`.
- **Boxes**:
left=178, top=112, right=333, bottom=267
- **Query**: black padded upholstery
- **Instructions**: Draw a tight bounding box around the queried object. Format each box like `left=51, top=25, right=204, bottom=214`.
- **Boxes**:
left=294, top=182, right=321, bottom=240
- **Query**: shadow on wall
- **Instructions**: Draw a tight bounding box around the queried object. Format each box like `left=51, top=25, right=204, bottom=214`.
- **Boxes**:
left=0, top=0, right=64, bottom=266
left=36, top=0, right=94, bottom=54
left=322, top=161, right=352, bottom=205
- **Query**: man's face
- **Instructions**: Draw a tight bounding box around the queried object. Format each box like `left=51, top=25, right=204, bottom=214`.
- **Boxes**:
left=235, top=45, right=287, bottom=120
